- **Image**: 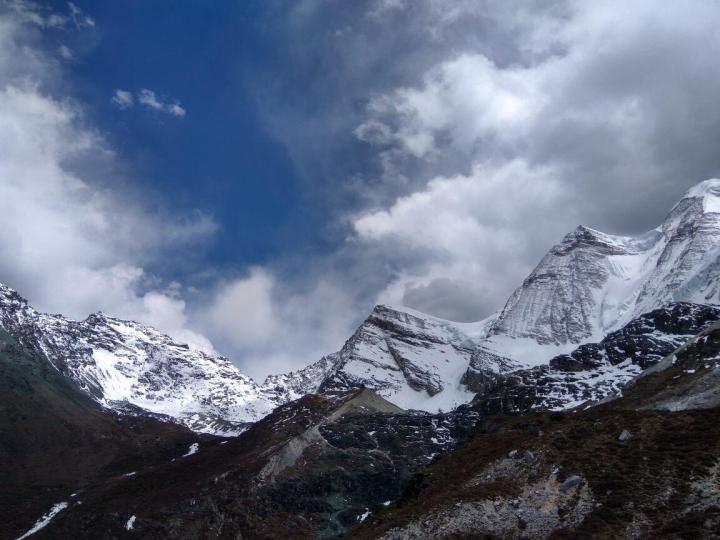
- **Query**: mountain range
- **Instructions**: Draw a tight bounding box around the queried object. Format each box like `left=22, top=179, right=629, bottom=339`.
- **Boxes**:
left=3, top=179, right=720, bottom=538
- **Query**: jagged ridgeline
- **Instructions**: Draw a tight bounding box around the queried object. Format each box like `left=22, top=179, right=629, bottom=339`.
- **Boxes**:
left=2, top=180, right=720, bottom=432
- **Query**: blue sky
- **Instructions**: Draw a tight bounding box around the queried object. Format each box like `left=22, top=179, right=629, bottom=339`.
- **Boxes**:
left=3, top=0, right=720, bottom=378
left=50, top=1, right=304, bottom=271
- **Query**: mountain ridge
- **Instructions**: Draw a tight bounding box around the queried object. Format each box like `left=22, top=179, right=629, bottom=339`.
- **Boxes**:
left=1, top=179, right=720, bottom=432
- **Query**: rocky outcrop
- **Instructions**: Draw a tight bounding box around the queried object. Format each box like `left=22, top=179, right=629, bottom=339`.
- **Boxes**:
left=621, top=320, right=720, bottom=411
left=468, top=303, right=720, bottom=414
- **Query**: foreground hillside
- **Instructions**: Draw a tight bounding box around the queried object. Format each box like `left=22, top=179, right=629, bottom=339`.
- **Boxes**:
left=0, top=330, right=202, bottom=540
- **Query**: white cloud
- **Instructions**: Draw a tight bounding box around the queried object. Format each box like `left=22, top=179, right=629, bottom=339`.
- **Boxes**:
left=139, top=289, right=216, bottom=354
left=67, top=1, right=94, bottom=29
left=137, top=88, right=186, bottom=117
left=166, top=102, right=186, bottom=117
left=198, top=269, right=355, bottom=379
left=353, top=159, right=574, bottom=318
left=359, top=54, right=539, bottom=158
left=6, top=0, right=94, bottom=30
left=111, top=88, right=133, bottom=109
left=58, top=44, right=73, bottom=60
left=0, top=8, right=212, bottom=351
left=112, top=88, right=186, bottom=117
left=204, top=269, right=277, bottom=349
left=137, top=88, right=163, bottom=109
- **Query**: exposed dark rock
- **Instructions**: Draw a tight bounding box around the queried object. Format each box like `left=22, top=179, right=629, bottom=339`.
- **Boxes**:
left=560, top=475, right=584, bottom=492
left=468, top=303, right=720, bottom=416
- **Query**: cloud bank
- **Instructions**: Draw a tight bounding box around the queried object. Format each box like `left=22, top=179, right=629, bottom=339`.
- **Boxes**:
left=0, top=2, right=210, bottom=350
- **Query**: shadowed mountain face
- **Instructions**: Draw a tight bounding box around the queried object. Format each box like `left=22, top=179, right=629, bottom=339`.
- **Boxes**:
left=18, top=389, right=483, bottom=539
left=466, top=302, right=720, bottom=415
left=0, top=329, right=202, bottom=540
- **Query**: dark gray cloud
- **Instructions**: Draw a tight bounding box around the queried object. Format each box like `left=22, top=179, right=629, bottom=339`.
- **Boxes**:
left=253, top=0, right=720, bottom=324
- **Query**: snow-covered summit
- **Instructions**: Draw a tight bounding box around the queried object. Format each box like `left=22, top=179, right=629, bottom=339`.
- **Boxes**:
left=316, top=179, right=720, bottom=408
left=487, top=179, right=720, bottom=354
left=315, top=304, right=481, bottom=411
left=674, top=178, right=720, bottom=214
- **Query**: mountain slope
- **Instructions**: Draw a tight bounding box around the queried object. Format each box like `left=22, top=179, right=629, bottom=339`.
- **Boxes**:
left=316, top=305, right=487, bottom=411
left=19, top=389, right=482, bottom=539
left=351, top=323, right=720, bottom=539
left=0, top=328, right=200, bottom=540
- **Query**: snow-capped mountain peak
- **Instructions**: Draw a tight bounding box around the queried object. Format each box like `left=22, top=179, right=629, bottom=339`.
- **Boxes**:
left=673, top=177, right=720, bottom=215
left=0, top=283, right=296, bottom=435
left=316, top=304, right=483, bottom=411
left=487, top=178, right=720, bottom=354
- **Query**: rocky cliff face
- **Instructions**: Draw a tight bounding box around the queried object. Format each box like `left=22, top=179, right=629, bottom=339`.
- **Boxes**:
left=315, top=305, right=486, bottom=411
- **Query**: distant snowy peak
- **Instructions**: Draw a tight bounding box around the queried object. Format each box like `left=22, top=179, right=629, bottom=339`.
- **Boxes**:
left=2, top=179, right=720, bottom=430
left=489, top=178, right=720, bottom=348
left=0, top=283, right=283, bottom=435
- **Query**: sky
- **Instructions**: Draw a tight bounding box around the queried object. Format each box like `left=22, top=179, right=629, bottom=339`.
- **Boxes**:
left=2, top=0, right=720, bottom=379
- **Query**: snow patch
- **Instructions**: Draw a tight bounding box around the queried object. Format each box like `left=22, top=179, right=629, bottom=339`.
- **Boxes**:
left=358, top=509, right=371, bottom=522
left=183, top=443, right=199, bottom=457
left=16, top=502, right=68, bottom=539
